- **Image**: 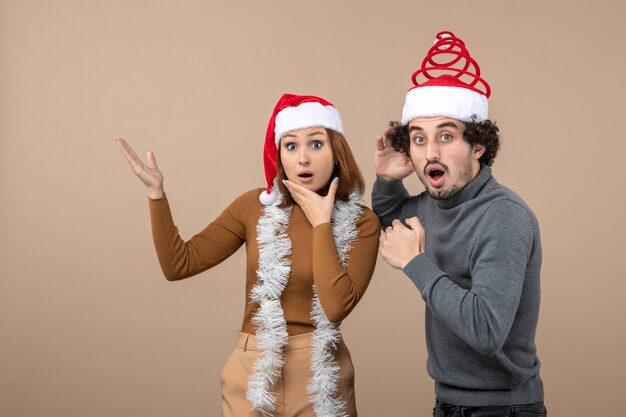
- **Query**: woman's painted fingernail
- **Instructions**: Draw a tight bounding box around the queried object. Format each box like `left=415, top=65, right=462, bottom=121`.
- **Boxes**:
left=282, top=180, right=288, bottom=185
left=333, top=177, right=339, bottom=184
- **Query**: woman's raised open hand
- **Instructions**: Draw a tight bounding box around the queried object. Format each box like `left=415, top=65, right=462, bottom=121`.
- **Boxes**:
left=116, top=137, right=165, bottom=199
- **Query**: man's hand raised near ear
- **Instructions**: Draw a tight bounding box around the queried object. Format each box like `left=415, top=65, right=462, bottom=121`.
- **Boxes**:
left=375, top=127, right=415, bottom=182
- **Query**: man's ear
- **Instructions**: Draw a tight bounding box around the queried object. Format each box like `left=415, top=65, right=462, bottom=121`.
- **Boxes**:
left=472, top=143, right=486, bottom=160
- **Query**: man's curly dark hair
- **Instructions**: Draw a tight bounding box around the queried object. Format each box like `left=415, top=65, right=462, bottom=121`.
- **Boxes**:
left=385, top=119, right=501, bottom=166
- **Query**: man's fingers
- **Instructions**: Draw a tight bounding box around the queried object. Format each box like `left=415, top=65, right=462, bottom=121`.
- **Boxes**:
left=376, top=128, right=393, bottom=151
left=376, top=135, right=385, bottom=151
left=391, top=219, right=407, bottom=230
left=382, top=127, right=392, bottom=147
left=406, top=216, right=426, bottom=252
left=405, top=216, right=423, bottom=231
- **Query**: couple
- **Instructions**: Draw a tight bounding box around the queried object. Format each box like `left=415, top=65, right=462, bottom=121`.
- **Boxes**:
left=116, top=31, right=546, bottom=417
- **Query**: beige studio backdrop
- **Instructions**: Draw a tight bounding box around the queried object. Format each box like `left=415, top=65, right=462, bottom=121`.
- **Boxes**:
left=1, top=1, right=625, bottom=416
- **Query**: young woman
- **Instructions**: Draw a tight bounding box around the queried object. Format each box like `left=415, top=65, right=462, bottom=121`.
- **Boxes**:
left=116, top=93, right=380, bottom=417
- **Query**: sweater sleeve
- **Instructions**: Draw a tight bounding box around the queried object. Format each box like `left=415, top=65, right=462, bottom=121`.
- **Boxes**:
left=371, top=176, right=411, bottom=227
left=403, top=200, right=538, bottom=356
left=312, top=207, right=381, bottom=323
left=149, top=190, right=256, bottom=280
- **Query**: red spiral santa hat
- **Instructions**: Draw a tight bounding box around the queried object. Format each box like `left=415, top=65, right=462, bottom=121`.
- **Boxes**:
left=402, top=31, right=491, bottom=125
left=259, top=93, right=344, bottom=205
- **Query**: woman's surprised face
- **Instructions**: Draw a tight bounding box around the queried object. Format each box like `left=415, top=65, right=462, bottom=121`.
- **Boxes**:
left=279, top=127, right=335, bottom=193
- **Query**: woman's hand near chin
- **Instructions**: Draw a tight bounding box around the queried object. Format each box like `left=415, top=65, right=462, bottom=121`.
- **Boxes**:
left=282, top=177, right=338, bottom=228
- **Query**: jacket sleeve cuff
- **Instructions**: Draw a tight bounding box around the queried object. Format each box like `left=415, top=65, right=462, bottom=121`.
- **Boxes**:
left=374, top=175, right=407, bottom=194
left=403, top=254, right=446, bottom=297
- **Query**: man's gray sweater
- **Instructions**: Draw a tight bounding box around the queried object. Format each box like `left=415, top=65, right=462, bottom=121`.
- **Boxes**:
left=372, top=165, right=544, bottom=406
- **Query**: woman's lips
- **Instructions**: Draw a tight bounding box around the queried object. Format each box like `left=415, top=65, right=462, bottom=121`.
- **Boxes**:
left=297, top=172, right=314, bottom=184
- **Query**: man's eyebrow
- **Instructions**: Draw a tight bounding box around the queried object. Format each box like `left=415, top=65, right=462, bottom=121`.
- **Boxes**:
left=408, top=126, right=424, bottom=132
left=437, top=121, right=459, bottom=130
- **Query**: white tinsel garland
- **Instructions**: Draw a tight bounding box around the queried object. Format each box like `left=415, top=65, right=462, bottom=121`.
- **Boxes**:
left=308, top=191, right=362, bottom=417
left=247, top=188, right=363, bottom=416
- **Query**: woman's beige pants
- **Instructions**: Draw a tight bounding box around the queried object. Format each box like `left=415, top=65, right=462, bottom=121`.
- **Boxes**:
left=220, top=332, right=357, bottom=417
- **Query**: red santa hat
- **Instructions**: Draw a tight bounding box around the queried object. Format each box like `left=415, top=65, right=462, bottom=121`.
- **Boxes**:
left=259, top=93, right=344, bottom=205
left=402, top=31, right=491, bottom=125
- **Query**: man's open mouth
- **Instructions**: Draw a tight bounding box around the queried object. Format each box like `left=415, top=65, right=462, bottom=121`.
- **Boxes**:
left=428, top=169, right=444, bottom=181
left=425, top=164, right=447, bottom=187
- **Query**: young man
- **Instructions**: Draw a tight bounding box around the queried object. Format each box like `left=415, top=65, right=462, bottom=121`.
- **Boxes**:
left=373, top=31, right=547, bottom=416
